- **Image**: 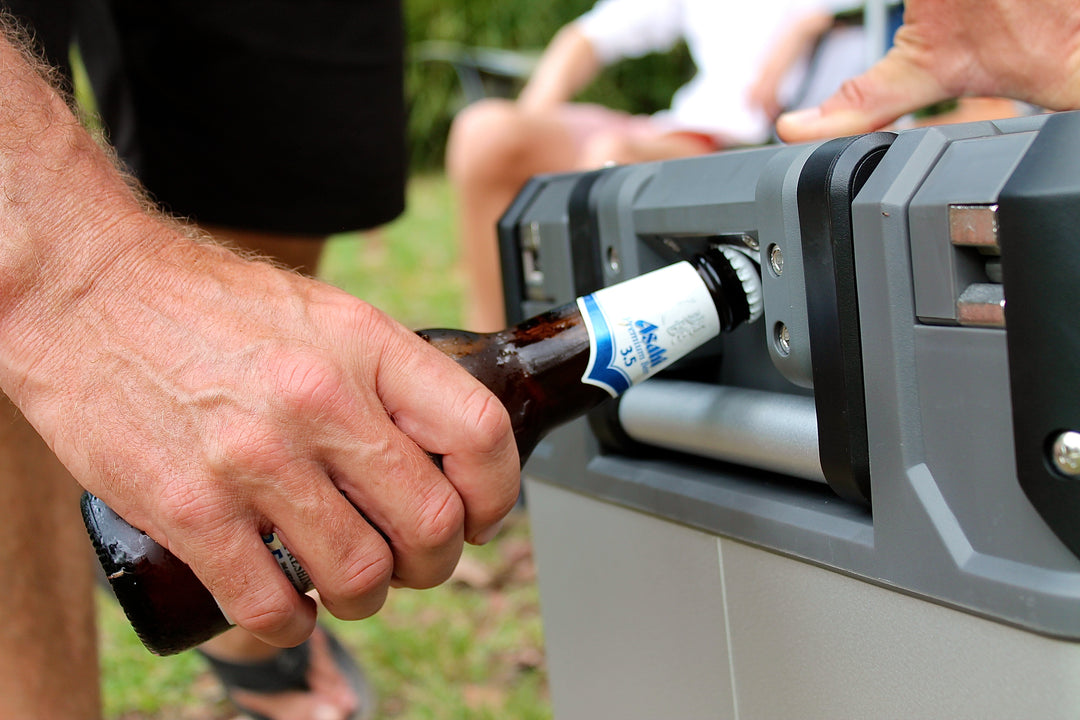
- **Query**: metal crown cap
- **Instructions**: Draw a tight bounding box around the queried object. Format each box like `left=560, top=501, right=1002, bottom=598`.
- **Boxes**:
left=719, top=245, right=764, bottom=324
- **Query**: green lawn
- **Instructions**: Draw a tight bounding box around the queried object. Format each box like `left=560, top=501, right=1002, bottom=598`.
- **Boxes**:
left=319, top=173, right=466, bottom=330
left=98, top=174, right=552, bottom=720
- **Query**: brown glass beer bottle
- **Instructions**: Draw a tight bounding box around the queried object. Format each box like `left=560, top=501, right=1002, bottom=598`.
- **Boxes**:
left=82, top=247, right=762, bottom=655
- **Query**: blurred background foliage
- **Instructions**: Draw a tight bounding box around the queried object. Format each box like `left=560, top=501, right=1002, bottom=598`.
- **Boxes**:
left=404, top=0, right=695, bottom=170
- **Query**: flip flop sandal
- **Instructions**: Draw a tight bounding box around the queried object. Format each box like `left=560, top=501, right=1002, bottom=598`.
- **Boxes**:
left=198, top=626, right=375, bottom=720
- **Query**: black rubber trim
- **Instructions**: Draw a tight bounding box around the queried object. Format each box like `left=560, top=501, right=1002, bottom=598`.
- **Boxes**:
left=797, top=132, right=895, bottom=505
left=998, top=110, right=1080, bottom=560
left=566, top=168, right=614, bottom=298
left=497, top=167, right=612, bottom=324
left=497, top=175, right=547, bottom=325
left=588, top=396, right=642, bottom=456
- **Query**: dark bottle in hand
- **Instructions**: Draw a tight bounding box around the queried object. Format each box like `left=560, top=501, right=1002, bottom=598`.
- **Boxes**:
left=83, top=246, right=762, bottom=655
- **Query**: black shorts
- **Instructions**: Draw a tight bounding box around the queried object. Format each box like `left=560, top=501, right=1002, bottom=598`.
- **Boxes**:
left=6, top=0, right=406, bottom=235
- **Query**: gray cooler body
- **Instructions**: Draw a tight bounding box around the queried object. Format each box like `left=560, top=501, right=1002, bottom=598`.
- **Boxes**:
left=497, top=112, right=1080, bottom=719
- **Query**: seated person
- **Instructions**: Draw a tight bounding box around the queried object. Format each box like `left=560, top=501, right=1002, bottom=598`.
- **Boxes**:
left=447, top=0, right=861, bottom=331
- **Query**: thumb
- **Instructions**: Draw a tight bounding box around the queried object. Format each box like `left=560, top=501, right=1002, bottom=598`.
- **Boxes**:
left=776, top=48, right=949, bottom=143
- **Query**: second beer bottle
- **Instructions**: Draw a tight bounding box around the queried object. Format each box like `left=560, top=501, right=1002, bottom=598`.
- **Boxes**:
left=83, top=245, right=763, bottom=655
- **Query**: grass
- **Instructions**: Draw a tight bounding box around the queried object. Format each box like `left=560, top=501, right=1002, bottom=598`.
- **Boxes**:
left=319, top=174, right=466, bottom=330
left=97, top=174, right=552, bottom=720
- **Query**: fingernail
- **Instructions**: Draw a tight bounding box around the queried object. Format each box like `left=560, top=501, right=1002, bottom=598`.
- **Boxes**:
left=471, top=519, right=504, bottom=545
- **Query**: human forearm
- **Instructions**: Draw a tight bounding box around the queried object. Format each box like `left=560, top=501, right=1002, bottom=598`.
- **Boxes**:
left=0, top=29, right=159, bottom=403
left=0, top=22, right=520, bottom=648
left=517, top=24, right=602, bottom=112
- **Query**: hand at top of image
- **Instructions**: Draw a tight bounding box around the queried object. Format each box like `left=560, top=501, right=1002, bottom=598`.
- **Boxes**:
left=776, top=0, right=1080, bottom=142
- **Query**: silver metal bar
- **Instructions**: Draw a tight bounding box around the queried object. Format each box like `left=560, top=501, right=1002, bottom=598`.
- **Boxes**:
left=949, top=203, right=1000, bottom=253
left=618, top=380, right=825, bottom=483
left=957, top=283, right=1006, bottom=327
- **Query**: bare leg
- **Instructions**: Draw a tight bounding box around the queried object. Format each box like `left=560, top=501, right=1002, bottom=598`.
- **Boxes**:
left=202, top=225, right=326, bottom=278
left=0, top=396, right=102, bottom=719
left=447, top=99, right=719, bottom=332
left=578, top=131, right=721, bottom=168
left=447, top=99, right=579, bottom=332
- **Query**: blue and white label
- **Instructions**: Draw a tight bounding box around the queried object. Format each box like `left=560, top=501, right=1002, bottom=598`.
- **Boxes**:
left=578, top=261, right=721, bottom=397
left=263, top=531, right=313, bottom=593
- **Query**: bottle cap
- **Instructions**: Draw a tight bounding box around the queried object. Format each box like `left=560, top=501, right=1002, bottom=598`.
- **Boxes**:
left=719, top=246, right=764, bottom=324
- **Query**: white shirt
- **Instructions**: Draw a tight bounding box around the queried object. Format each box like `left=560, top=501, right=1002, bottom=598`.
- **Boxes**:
left=576, top=0, right=860, bottom=144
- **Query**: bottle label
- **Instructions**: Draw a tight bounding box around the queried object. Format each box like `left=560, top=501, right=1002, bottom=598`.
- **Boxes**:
left=263, top=532, right=314, bottom=593
left=578, top=261, right=720, bottom=397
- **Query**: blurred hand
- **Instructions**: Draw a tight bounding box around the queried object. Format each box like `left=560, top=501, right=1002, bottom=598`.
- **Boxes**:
left=776, top=0, right=1080, bottom=142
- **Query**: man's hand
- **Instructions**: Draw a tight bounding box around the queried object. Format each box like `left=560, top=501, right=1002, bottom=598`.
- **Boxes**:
left=776, top=0, right=1080, bottom=143
left=54, top=238, right=518, bottom=646
left=0, top=29, right=520, bottom=648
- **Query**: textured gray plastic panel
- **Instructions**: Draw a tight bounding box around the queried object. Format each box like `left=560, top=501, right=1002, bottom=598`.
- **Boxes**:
left=505, top=112, right=1080, bottom=639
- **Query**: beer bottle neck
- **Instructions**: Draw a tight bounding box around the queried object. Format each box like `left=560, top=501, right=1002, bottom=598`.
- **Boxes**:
left=423, top=247, right=761, bottom=463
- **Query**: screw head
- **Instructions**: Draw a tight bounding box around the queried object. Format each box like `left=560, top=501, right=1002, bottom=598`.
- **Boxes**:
left=775, top=322, right=791, bottom=356
left=769, top=245, right=784, bottom=276
left=1050, top=431, right=1080, bottom=477
left=607, top=246, right=621, bottom=274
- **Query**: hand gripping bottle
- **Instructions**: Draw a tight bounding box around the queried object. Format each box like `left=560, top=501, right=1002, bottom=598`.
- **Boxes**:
left=82, top=246, right=763, bottom=654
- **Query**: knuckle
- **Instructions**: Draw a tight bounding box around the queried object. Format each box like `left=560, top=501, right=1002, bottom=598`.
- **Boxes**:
left=836, top=76, right=872, bottom=110
left=343, top=299, right=390, bottom=341
left=413, top=486, right=466, bottom=552
left=231, top=597, right=301, bottom=641
left=159, top=482, right=226, bottom=536
left=270, top=351, right=350, bottom=418
left=323, top=547, right=394, bottom=620
left=208, top=421, right=290, bottom=479
left=391, top=489, right=466, bottom=590
left=460, top=386, right=513, bottom=457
